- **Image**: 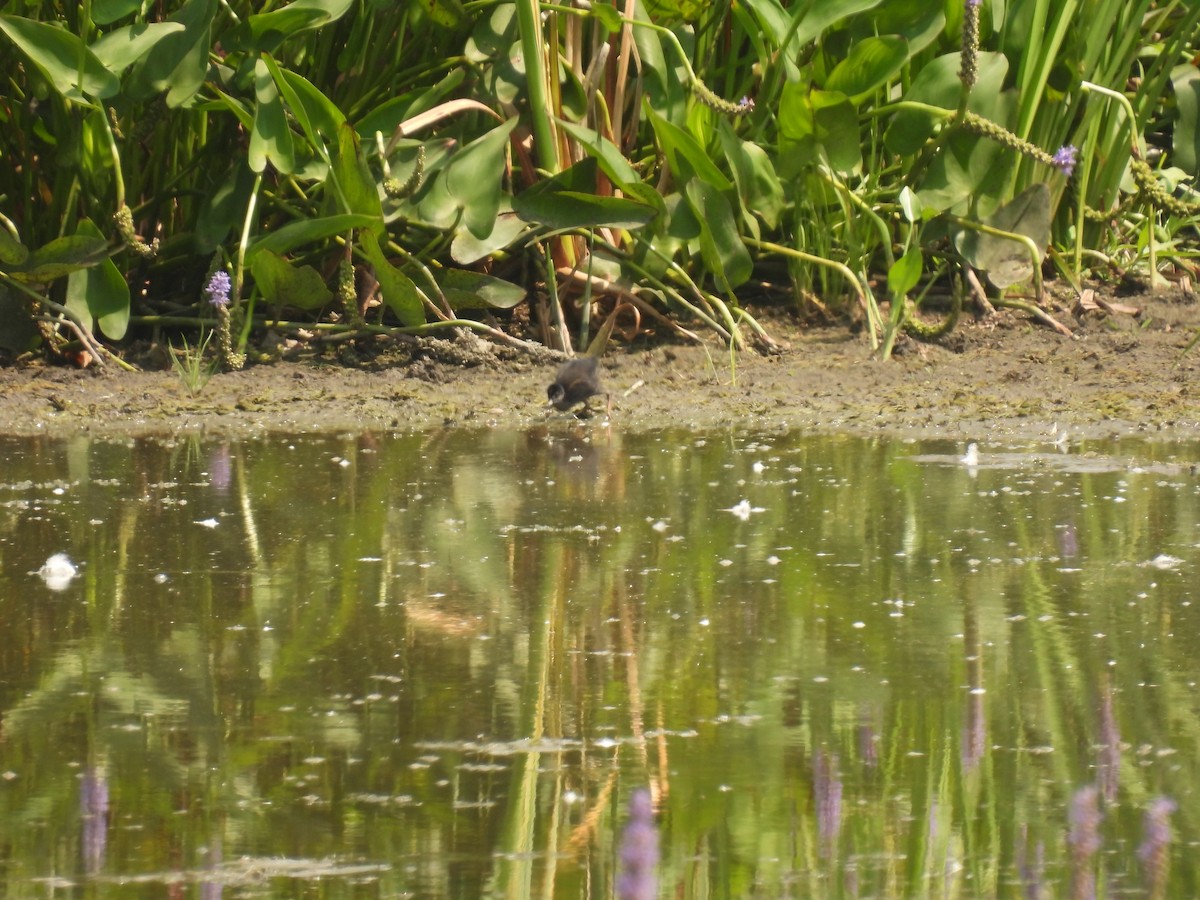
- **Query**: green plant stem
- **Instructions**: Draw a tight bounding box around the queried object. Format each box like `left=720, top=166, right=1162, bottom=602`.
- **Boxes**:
left=745, top=237, right=879, bottom=348
left=514, top=0, right=560, bottom=175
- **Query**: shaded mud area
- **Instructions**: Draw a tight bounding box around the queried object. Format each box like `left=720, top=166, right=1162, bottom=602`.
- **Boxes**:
left=2, top=284, right=1198, bottom=442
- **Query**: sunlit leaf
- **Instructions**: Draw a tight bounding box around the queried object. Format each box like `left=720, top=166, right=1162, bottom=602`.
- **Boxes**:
left=90, top=22, right=185, bottom=76
left=265, top=56, right=347, bottom=151
left=92, top=0, right=141, bottom=25
left=686, top=180, right=751, bottom=290
left=246, top=213, right=379, bottom=260
left=249, top=58, right=297, bottom=174
left=358, top=230, right=423, bottom=325
left=451, top=211, right=528, bottom=264
left=1171, top=63, right=1200, bottom=176
left=825, top=35, right=909, bottom=102
left=245, top=0, right=355, bottom=52
left=778, top=85, right=861, bottom=175
left=887, top=245, right=922, bottom=300
left=250, top=250, right=333, bottom=310
left=437, top=268, right=525, bottom=310
left=0, top=15, right=118, bottom=103
left=0, top=228, right=29, bottom=266
left=65, top=219, right=129, bottom=340
left=884, top=51, right=1008, bottom=155
left=130, top=0, right=215, bottom=107
left=418, top=118, right=518, bottom=239
left=331, top=122, right=384, bottom=226
left=514, top=159, right=656, bottom=229
left=647, top=109, right=734, bottom=191
left=795, top=0, right=885, bottom=45
left=718, top=121, right=785, bottom=230
left=9, top=235, right=111, bottom=283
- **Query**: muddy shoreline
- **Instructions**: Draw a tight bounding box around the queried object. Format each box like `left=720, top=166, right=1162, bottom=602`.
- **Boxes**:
left=2, top=290, right=1198, bottom=444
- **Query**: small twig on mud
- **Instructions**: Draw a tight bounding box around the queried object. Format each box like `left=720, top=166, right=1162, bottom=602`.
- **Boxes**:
left=39, top=299, right=138, bottom=371
left=964, top=267, right=996, bottom=316
left=992, top=297, right=1074, bottom=337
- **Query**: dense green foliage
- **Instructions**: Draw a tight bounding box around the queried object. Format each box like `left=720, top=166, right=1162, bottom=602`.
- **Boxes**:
left=0, top=0, right=1197, bottom=365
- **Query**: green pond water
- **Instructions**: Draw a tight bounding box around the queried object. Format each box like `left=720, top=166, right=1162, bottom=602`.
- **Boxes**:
left=1, top=427, right=1197, bottom=898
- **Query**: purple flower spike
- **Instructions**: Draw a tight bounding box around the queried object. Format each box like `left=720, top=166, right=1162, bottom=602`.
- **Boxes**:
left=1052, top=145, right=1079, bottom=177
left=617, top=789, right=659, bottom=900
left=205, top=270, right=232, bottom=308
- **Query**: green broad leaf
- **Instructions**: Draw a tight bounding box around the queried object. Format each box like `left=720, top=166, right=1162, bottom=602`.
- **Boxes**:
left=685, top=180, right=751, bottom=290
left=0, top=15, right=118, bottom=103
left=130, top=0, right=215, bottom=107
left=778, top=85, right=861, bottom=175
left=647, top=108, right=733, bottom=191
left=0, top=285, right=42, bottom=353
left=358, top=230, right=423, bottom=326
left=1171, top=63, right=1200, bottom=175
left=514, top=190, right=656, bottom=230
left=245, top=0, right=355, bottom=51
left=955, top=184, right=1051, bottom=289
left=555, top=119, right=646, bottom=191
left=887, top=245, right=922, bottom=300
left=10, top=235, right=111, bottom=283
left=642, top=0, right=706, bottom=21
left=90, top=22, right=185, bottom=76
left=246, top=213, right=380, bottom=261
left=93, top=0, right=142, bottom=25
left=0, top=228, right=30, bottom=266
left=437, top=268, right=525, bottom=310
left=589, top=3, right=622, bottom=34
left=884, top=51, right=1008, bottom=155
left=418, top=117, right=518, bottom=239
left=264, top=57, right=347, bottom=152
left=451, top=211, right=528, bottom=264
left=824, top=35, right=909, bottom=102
left=717, top=121, right=785, bottom=230
left=249, top=58, right=297, bottom=174
left=737, top=0, right=790, bottom=45
left=795, top=0, right=885, bottom=46
left=415, top=0, right=467, bottom=28
left=898, top=186, right=922, bottom=223
left=250, top=250, right=333, bottom=310
left=330, top=122, right=384, bottom=225
left=65, top=219, right=129, bottom=340
left=513, top=158, right=657, bottom=229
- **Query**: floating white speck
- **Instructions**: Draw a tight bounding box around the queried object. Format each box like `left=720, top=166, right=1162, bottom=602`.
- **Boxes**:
left=652, top=520, right=668, bottom=532
left=724, top=499, right=764, bottom=521
left=852, top=621, right=865, bottom=629
left=37, top=553, right=77, bottom=591
left=960, top=443, right=980, bottom=466
left=752, top=461, right=766, bottom=473
left=1144, top=554, right=1183, bottom=570
left=196, top=518, right=220, bottom=529
left=766, top=555, right=781, bottom=565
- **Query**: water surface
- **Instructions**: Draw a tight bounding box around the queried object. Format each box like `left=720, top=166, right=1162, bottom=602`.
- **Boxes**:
left=1, top=427, right=1197, bottom=897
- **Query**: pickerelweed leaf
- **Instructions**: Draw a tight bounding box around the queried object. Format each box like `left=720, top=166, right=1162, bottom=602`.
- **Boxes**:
left=9, top=235, right=111, bottom=283
left=250, top=58, right=297, bottom=174
left=0, top=228, right=30, bottom=267
left=686, top=179, right=751, bottom=290
left=955, top=184, right=1050, bottom=289
left=90, top=22, right=185, bottom=76
left=246, top=214, right=380, bottom=261
left=250, top=250, right=333, bottom=311
left=437, top=268, right=525, bottom=310
left=65, top=219, right=129, bottom=339
left=0, top=15, right=118, bottom=103
left=359, top=231, right=423, bottom=326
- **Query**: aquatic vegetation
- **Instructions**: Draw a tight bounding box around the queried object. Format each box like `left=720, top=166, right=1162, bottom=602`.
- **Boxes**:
left=0, top=0, right=1196, bottom=367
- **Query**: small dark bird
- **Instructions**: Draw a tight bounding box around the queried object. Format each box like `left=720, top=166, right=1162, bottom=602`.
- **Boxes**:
left=547, top=357, right=605, bottom=415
